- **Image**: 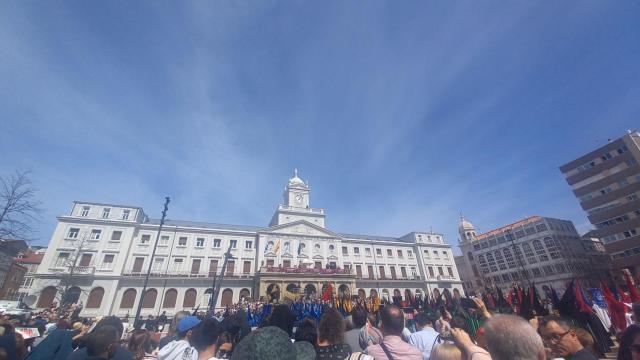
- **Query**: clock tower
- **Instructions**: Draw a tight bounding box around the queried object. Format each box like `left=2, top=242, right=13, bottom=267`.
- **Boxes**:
left=269, top=169, right=326, bottom=227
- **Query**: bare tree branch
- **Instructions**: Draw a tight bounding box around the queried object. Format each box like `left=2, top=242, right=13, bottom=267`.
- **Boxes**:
left=0, top=171, right=43, bottom=241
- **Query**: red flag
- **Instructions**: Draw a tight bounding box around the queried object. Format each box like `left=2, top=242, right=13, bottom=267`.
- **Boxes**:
left=506, top=291, right=513, bottom=306
left=624, top=271, right=640, bottom=303
left=602, top=281, right=627, bottom=332
left=574, top=281, right=594, bottom=314
left=617, top=285, right=632, bottom=303
left=322, top=283, right=333, bottom=301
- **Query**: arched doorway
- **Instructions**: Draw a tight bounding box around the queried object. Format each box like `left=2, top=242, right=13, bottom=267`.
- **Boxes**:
left=220, top=289, right=233, bottom=307
left=37, top=287, right=57, bottom=308
left=142, top=289, right=157, bottom=308
left=163, top=289, right=177, bottom=308
left=183, top=288, right=197, bottom=308
left=63, top=286, right=81, bottom=305
left=120, top=288, right=137, bottom=309
left=286, top=283, right=300, bottom=293
left=266, top=284, right=280, bottom=302
left=86, top=287, right=105, bottom=309
left=304, top=284, right=317, bottom=298
left=240, top=288, right=250, bottom=301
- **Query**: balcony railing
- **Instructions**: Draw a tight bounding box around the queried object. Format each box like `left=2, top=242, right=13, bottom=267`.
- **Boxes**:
left=259, top=266, right=353, bottom=275
left=278, top=205, right=324, bottom=214
left=121, top=269, right=253, bottom=278
left=437, top=275, right=455, bottom=281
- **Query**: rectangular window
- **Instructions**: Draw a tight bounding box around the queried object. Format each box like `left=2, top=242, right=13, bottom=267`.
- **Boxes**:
left=379, top=266, right=386, bottom=279
left=111, top=231, right=122, bottom=241
left=178, top=237, right=187, bottom=246
left=79, top=253, right=92, bottom=266
left=408, top=250, right=413, bottom=258
left=133, top=257, right=144, bottom=272
left=102, top=254, right=114, bottom=267
left=376, top=248, right=382, bottom=256
left=367, top=265, right=374, bottom=279
left=283, top=260, right=291, bottom=268
left=152, top=258, right=164, bottom=271
left=68, top=228, right=80, bottom=239
left=196, top=238, right=205, bottom=247
left=386, top=249, right=393, bottom=257
left=342, top=246, right=348, bottom=255
left=81, top=206, right=90, bottom=217
left=315, top=261, right=322, bottom=269
left=267, top=259, right=275, bottom=267
left=424, top=250, right=430, bottom=258
left=245, top=241, right=253, bottom=249
left=90, top=229, right=102, bottom=240
left=354, top=247, right=360, bottom=255
left=230, top=240, right=237, bottom=249
left=227, top=261, right=234, bottom=276
left=438, top=267, right=444, bottom=276
left=244, top=261, right=251, bottom=274
left=102, top=208, right=110, bottom=219
left=191, top=259, right=201, bottom=274
left=140, top=234, right=151, bottom=244
left=390, top=266, right=397, bottom=279
left=121, top=210, right=130, bottom=220
left=213, top=239, right=221, bottom=248
left=365, top=248, right=371, bottom=256
left=55, top=252, right=69, bottom=267
left=172, top=258, right=183, bottom=272
left=400, top=266, right=407, bottom=278
left=428, top=266, right=434, bottom=277
left=209, top=260, right=218, bottom=276
left=433, top=250, right=439, bottom=259
left=447, top=266, right=454, bottom=277
left=397, top=249, right=403, bottom=258
left=159, top=235, right=169, bottom=246
left=356, top=265, right=362, bottom=278
left=442, top=251, right=448, bottom=259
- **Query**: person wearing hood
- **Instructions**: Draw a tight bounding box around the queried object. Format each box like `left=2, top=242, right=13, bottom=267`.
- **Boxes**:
left=157, top=316, right=200, bottom=360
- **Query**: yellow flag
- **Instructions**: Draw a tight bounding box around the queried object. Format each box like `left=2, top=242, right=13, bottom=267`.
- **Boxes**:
left=273, top=239, right=281, bottom=255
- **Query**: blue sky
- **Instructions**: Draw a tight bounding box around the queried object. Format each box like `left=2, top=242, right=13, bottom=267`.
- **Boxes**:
left=1, top=1, right=639, bottom=251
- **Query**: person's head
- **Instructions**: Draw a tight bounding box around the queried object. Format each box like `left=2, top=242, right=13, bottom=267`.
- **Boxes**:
left=414, top=313, right=433, bottom=330
left=539, top=316, right=584, bottom=358
left=484, top=314, right=545, bottom=360
left=86, top=325, right=120, bottom=358
left=430, top=343, right=462, bottom=360
left=94, top=316, right=125, bottom=340
left=177, top=316, right=201, bottom=340
left=128, top=330, right=154, bottom=360
left=190, top=319, right=221, bottom=356
left=618, top=324, right=640, bottom=360
left=270, top=304, right=295, bottom=337
left=169, top=311, right=191, bottom=335
left=351, top=308, right=367, bottom=329
left=380, top=305, right=404, bottom=336
left=294, top=317, right=318, bottom=345
left=318, top=309, right=345, bottom=345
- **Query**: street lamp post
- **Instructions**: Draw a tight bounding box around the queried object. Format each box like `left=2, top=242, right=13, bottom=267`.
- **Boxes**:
left=133, top=197, right=170, bottom=328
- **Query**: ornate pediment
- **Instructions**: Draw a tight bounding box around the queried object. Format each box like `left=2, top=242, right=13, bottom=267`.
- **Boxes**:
left=263, top=220, right=340, bottom=238
left=312, top=254, right=324, bottom=260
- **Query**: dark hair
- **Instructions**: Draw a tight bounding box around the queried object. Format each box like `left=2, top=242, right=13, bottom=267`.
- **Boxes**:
left=87, top=325, right=119, bottom=356
left=414, top=313, right=432, bottom=328
left=381, top=305, right=404, bottom=336
left=269, top=305, right=295, bottom=337
left=294, top=317, right=318, bottom=345
left=94, top=316, right=125, bottom=339
left=539, top=315, right=573, bottom=331
left=351, top=308, right=367, bottom=328
left=191, top=319, right=221, bottom=352
left=318, top=309, right=345, bottom=344
left=618, top=325, right=640, bottom=360
left=128, top=330, right=154, bottom=360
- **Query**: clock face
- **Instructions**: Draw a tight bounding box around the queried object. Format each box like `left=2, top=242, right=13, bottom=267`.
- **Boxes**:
left=295, top=194, right=303, bottom=204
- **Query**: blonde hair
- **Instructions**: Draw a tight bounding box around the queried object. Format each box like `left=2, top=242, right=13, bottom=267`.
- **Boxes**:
left=430, top=343, right=462, bottom=360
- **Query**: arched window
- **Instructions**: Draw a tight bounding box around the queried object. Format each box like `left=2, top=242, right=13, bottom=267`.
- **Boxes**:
left=494, top=250, right=506, bottom=270
left=183, top=288, right=197, bottom=308
left=304, top=284, right=316, bottom=297
left=163, top=289, right=177, bottom=308
left=239, top=288, right=250, bottom=301
left=221, top=289, right=233, bottom=307
left=532, top=239, right=549, bottom=261
left=142, top=289, right=157, bottom=308
left=37, top=287, right=57, bottom=308
left=86, top=287, right=105, bottom=309
left=503, top=248, right=516, bottom=268
left=120, top=288, right=137, bottom=309
left=478, top=254, right=489, bottom=273
left=63, top=286, right=81, bottom=305
left=485, top=253, right=497, bottom=272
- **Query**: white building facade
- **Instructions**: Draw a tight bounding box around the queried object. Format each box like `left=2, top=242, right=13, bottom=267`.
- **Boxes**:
left=31, top=172, right=463, bottom=317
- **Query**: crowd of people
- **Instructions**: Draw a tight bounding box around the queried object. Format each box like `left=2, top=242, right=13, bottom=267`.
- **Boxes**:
left=1, top=276, right=640, bottom=360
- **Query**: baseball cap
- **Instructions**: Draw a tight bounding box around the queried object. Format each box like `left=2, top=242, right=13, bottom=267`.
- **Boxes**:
left=178, top=316, right=201, bottom=333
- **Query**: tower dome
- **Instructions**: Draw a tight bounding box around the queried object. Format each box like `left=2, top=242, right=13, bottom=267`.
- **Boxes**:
left=288, top=168, right=307, bottom=187
left=458, top=216, right=477, bottom=242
